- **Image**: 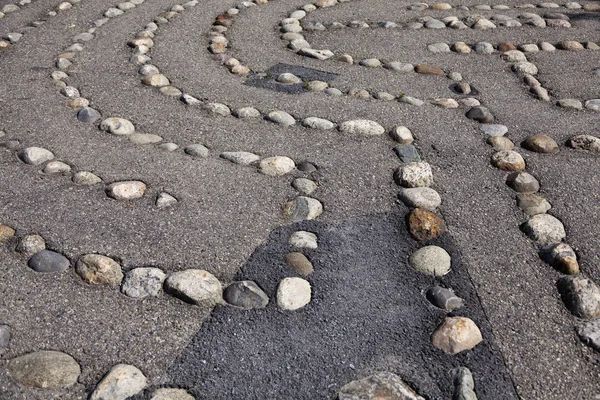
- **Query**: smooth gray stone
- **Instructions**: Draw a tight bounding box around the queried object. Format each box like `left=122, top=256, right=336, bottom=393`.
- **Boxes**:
left=224, top=281, right=269, bottom=309
left=77, top=107, right=101, bottom=123
left=28, top=250, right=70, bottom=273
left=426, top=286, right=464, bottom=310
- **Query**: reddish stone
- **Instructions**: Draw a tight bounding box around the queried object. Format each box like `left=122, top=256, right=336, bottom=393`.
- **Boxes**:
left=498, top=42, right=516, bottom=52
left=415, top=64, right=445, bottom=76
left=215, top=14, right=233, bottom=27
left=408, top=208, right=446, bottom=241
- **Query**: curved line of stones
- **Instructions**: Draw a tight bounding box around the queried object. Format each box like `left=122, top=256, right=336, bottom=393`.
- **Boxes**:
left=204, top=0, right=479, bottom=109
left=31, top=0, right=493, bottom=397
left=136, top=0, right=490, bottom=396
left=282, top=0, right=600, bottom=360
left=0, top=0, right=85, bottom=50
left=49, top=0, right=322, bottom=214
left=0, top=0, right=38, bottom=21
left=461, top=96, right=600, bottom=351
left=298, top=12, right=573, bottom=31
left=404, top=1, right=596, bottom=11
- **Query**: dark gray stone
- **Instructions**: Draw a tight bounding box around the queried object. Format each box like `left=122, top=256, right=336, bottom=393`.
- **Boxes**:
left=465, top=107, right=494, bottom=124
left=393, top=144, right=421, bottom=163
left=28, top=250, right=70, bottom=273
left=77, top=107, right=101, bottom=123
left=426, top=286, right=464, bottom=310
left=297, top=161, right=317, bottom=172
left=224, top=281, right=269, bottom=309
left=506, top=171, right=540, bottom=193
left=453, top=367, right=477, bottom=400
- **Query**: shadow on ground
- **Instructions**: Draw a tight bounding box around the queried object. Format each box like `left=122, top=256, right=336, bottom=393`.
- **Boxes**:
left=144, top=211, right=517, bottom=399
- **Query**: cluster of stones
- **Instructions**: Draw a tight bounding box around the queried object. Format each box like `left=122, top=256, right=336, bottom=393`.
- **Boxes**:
left=0, top=139, right=154, bottom=202
left=431, top=39, right=599, bottom=56
left=405, top=1, right=597, bottom=11
left=302, top=10, right=576, bottom=32
left=0, top=0, right=84, bottom=51
left=489, top=42, right=600, bottom=111
left=463, top=97, right=600, bottom=351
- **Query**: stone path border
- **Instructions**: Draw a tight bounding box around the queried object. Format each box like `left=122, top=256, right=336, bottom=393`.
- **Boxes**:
left=0, top=0, right=85, bottom=50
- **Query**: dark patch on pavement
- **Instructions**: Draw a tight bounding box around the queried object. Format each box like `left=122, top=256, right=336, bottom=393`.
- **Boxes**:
left=162, top=211, right=517, bottom=399
left=244, top=63, right=337, bottom=94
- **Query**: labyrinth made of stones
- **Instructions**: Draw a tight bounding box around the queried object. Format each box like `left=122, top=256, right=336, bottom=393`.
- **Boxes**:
left=0, top=0, right=599, bottom=398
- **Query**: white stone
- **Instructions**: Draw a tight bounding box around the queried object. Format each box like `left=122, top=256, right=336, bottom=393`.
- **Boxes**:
left=164, top=269, right=223, bottom=307
left=19, top=147, right=54, bottom=165
left=90, top=364, right=147, bottom=400
left=339, top=120, right=385, bottom=136
left=106, top=181, right=147, bottom=200
left=277, top=277, right=311, bottom=310
left=289, top=231, right=318, bottom=249
left=259, top=156, right=295, bottom=176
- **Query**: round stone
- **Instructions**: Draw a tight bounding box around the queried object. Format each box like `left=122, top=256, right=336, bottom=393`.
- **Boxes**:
left=359, top=58, right=382, bottom=67
left=398, top=187, right=442, bottom=211
left=164, top=269, right=223, bottom=307
left=292, top=178, right=317, bottom=194
left=568, top=135, right=600, bottom=152
left=512, top=62, right=538, bottom=75
left=223, top=281, right=269, bottom=309
left=90, top=364, right=147, bottom=400
left=220, top=151, right=260, bottom=166
left=452, top=42, right=472, bottom=54
left=28, top=250, right=70, bottom=273
left=276, top=73, right=301, bottom=84
left=428, top=43, right=451, bottom=53
left=431, top=317, right=483, bottom=354
left=302, top=117, right=334, bottom=130
left=557, top=276, right=600, bottom=320
left=77, top=107, right=101, bottom=123
left=585, top=99, right=600, bottom=111
left=394, top=162, right=433, bottom=188
left=408, top=208, right=446, bottom=241
left=259, top=156, right=295, bottom=176
left=234, top=107, right=261, bottom=119
left=501, top=50, right=527, bottom=62
left=557, top=41, right=584, bottom=50
left=59, top=86, right=80, bottom=98
left=276, top=277, right=311, bottom=311
left=516, top=193, right=551, bottom=216
left=466, top=107, right=494, bottom=123
left=384, top=62, right=414, bottom=72
left=557, top=98, right=583, bottom=110
left=522, top=135, right=559, bottom=153
left=19, top=147, right=54, bottom=165
left=284, top=252, right=314, bottom=276
left=491, top=150, right=525, bottom=171
left=184, top=144, right=209, bottom=158
left=390, top=126, right=414, bottom=144
left=506, top=171, right=540, bottom=193
left=267, top=111, right=296, bottom=126
left=289, top=231, right=318, bottom=249
left=474, top=42, right=494, bottom=54
left=142, top=74, right=170, bottom=87
left=283, top=197, right=323, bottom=222
left=72, top=171, right=102, bottom=185
left=0, top=225, right=15, bottom=243
left=339, top=120, right=385, bottom=136
left=16, top=235, right=46, bottom=255
left=106, top=181, right=147, bottom=200
left=409, top=246, right=451, bottom=276
left=543, top=243, right=579, bottom=275
left=76, top=254, right=123, bottom=286
left=100, top=118, right=135, bottom=135
left=121, top=267, right=167, bottom=298
left=8, top=351, right=80, bottom=389
left=481, top=124, right=508, bottom=137
left=522, top=214, right=566, bottom=243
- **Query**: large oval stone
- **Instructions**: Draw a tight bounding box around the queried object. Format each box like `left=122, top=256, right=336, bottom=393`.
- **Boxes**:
left=8, top=351, right=80, bottom=388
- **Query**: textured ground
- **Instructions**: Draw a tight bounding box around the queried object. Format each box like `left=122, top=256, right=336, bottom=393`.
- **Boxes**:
left=0, top=0, right=599, bottom=399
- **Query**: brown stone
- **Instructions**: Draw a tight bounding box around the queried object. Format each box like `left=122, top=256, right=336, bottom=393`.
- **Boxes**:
left=0, top=224, right=15, bottom=243
left=215, top=14, right=233, bottom=27
left=498, top=42, right=516, bottom=52
left=75, top=254, right=124, bottom=285
left=431, top=317, right=483, bottom=354
left=544, top=243, right=579, bottom=275
left=522, top=135, right=559, bottom=153
left=583, top=3, right=600, bottom=10
left=408, top=208, right=446, bottom=241
left=415, top=64, right=445, bottom=76
left=556, top=41, right=584, bottom=51
left=487, top=136, right=514, bottom=150
left=284, top=252, right=314, bottom=276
